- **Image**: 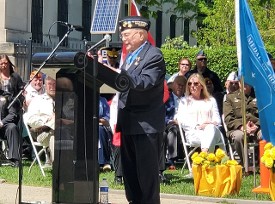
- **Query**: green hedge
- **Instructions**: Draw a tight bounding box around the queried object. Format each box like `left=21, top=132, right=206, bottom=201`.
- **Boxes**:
left=161, top=46, right=275, bottom=84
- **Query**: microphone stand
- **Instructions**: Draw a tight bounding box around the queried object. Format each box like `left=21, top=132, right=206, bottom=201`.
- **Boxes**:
left=8, top=27, right=74, bottom=204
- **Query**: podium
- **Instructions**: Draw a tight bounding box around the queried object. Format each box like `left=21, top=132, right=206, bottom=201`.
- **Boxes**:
left=32, top=52, right=130, bottom=204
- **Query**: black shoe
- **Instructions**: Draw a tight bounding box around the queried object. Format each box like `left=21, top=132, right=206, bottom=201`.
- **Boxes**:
left=114, top=176, right=123, bottom=185
left=9, top=159, right=19, bottom=168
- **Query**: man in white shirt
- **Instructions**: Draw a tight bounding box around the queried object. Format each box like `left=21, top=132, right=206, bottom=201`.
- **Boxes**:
left=24, top=70, right=45, bottom=109
left=24, top=75, right=55, bottom=162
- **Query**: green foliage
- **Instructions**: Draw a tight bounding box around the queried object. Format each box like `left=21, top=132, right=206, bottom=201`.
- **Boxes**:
left=195, top=0, right=275, bottom=46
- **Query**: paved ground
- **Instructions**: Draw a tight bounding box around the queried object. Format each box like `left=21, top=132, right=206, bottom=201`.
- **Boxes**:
left=0, top=182, right=274, bottom=204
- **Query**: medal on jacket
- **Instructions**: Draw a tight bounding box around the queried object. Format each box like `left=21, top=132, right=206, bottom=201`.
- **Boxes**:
left=134, top=57, right=140, bottom=66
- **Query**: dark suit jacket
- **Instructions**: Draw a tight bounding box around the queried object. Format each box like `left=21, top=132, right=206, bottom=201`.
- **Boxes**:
left=0, top=90, right=20, bottom=125
left=165, top=91, right=176, bottom=125
left=117, top=42, right=166, bottom=135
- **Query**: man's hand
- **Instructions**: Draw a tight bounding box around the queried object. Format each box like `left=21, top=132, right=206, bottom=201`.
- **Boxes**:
left=99, top=118, right=109, bottom=127
left=87, top=50, right=103, bottom=64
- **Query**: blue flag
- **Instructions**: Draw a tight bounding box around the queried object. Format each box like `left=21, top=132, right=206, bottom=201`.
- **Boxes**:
left=236, top=0, right=275, bottom=145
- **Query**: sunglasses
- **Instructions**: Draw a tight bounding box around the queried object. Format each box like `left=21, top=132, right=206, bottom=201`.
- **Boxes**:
left=197, top=58, right=207, bottom=61
left=188, top=82, right=200, bottom=86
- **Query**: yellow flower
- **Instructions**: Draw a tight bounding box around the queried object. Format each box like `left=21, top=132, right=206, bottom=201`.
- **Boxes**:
left=260, top=155, right=266, bottom=164
left=226, top=160, right=238, bottom=166
left=263, top=149, right=271, bottom=158
left=193, top=156, right=205, bottom=165
left=202, top=160, right=211, bottom=168
left=191, top=152, right=199, bottom=161
left=270, top=147, right=275, bottom=160
left=199, top=151, right=208, bottom=159
left=264, top=142, right=273, bottom=151
left=215, top=148, right=226, bottom=159
left=264, top=157, right=274, bottom=169
left=207, top=153, right=216, bottom=162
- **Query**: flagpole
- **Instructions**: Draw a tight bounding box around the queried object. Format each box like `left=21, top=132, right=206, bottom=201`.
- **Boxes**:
left=240, top=76, right=248, bottom=173
left=128, top=0, right=131, bottom=15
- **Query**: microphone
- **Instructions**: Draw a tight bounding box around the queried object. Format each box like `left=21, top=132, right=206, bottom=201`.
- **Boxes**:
left=104, top=34, right=112, bottom=42
left=59, top=21, right=84, bottom=32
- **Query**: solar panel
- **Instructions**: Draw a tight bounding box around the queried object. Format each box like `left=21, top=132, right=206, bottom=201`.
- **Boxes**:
left=90, top=0, right=121, bottom=34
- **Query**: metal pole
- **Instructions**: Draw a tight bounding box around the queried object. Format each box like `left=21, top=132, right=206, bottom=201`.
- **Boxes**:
left=240, top=76, right=248, bottom=173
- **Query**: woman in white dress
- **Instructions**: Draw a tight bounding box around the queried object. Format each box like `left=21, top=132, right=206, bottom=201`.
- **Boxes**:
left=176, top=73, right=224, bottom=153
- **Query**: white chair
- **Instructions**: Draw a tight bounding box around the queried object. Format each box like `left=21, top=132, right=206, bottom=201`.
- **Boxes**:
left=178, top=123, right=228, bottom=176
left=23, top=114, right=50, bottom=177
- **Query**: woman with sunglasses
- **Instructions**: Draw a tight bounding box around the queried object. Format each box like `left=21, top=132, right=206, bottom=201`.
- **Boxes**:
left=176, top=73, right=224, bottom=153
left=167, top=57, right=192, bottom=84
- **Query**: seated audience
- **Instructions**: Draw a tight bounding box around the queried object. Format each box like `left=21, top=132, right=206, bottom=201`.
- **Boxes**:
left=0, top=54, right=24, bottom=100
left=163, top=75, right=187, bottom=169
left=24, top=75, right=56, bottom=163
left=167, top=57, right=191, bottom=84
left=0, top=88, right=21, bottom=167
left=224, top=71, right=239, bottom=94
left=176, top=73, right=225, bottom=153
left=223, top=82, right=261, bottom=166
left=24, top=70, right=45, bottom=109
left=205, top=77, right=224, bottom=117
left=22, top=70, right=45, bottom=159
left=98, top=96, right=112, bottom=171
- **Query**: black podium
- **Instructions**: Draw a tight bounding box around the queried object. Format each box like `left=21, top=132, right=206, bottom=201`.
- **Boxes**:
left=32, top=52, right=130, bottom=204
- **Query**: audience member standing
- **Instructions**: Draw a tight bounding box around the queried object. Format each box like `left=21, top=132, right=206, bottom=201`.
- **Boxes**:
left=186, top=50, right=223, bottom=93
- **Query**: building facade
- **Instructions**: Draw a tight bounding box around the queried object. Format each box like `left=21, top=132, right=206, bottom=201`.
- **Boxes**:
left=0, top=0, right=196, bottom=77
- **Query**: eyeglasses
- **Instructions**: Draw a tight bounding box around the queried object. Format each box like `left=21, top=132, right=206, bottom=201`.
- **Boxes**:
left=188, top=82, right=200, bottom=87
left=197, top=58, right=207, bottom=62
left=180, top=63, right=189, bottom=66
left=120, top=31, right=138, bottom=40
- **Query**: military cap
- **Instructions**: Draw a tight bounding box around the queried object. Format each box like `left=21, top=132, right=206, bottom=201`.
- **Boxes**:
left=226, top=71, right=238, bottom=81
left=100, top=47, right=121, bottom=58
left=196, top=50, right=207, bottom=59
left=119, top=16, right=150, bottom=32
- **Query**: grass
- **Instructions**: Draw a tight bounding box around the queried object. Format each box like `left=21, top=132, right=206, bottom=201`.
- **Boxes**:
left=0, top=161, right=272, bottom=201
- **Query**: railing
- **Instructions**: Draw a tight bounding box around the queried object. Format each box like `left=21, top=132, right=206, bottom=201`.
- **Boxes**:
left=14, top=38, right=86, bottom=81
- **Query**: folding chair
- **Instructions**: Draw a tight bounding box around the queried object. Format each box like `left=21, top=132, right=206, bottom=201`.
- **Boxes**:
left=23, top=114, right=50, bottom=177
left=178, top=123, right=228, bottom=176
